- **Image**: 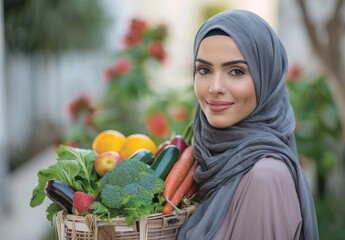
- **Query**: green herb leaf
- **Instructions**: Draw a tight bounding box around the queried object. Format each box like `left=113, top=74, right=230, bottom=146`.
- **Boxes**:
left=30, top=145, right=98, bottom=209
left=46, top=203, right=61, bottom=223
left=30, top=160, right=80, bottom=207
left=56, top=145, right=99, bottom=193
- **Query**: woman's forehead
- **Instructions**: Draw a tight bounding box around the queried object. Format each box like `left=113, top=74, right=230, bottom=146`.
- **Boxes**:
left=196, top=35, right=245, bottom=62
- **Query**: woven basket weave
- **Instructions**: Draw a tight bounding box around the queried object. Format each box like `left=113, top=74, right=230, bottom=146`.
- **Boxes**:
left=56, top=204, right=196, bottom=240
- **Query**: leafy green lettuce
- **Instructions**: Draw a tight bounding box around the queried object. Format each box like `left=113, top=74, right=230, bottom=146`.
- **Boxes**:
left=30, top=145, right=99, bottom=209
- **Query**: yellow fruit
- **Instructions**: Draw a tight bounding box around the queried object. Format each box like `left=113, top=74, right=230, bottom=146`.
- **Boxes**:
left=92, top=130, right=126, bottom=154
left=119, top=134, right=158, bottom=160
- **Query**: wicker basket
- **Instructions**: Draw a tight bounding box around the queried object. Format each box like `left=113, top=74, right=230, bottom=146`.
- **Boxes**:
left=56, top=204, right=196, bottom=240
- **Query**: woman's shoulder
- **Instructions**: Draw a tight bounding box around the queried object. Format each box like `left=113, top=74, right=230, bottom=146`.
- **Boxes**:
left=245, top=157, right=294, bottom=184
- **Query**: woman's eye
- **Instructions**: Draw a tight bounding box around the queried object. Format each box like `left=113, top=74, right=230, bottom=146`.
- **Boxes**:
left=197, top=67, right=211, bottom=75
left=230, top=68, right=244, bottom=76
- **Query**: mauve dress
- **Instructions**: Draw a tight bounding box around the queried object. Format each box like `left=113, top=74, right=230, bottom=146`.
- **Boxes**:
left=214, top=157, right=302, bottom=240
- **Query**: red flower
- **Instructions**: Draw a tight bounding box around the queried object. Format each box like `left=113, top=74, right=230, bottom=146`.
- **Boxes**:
left=123, top=19, right=147, bottom=48
left=287, top=65, right=304, bottom=81
left=114, top=58, right=132, bottom=75
left=146, top=112, right=170, bottom=138
left=123, top=31, right=143, bottom=48
left=149, top=41, right=166, bottom=62
left=169, top=105, right=189, bottom=122
left=103, top=58, right=132, bottom=82
left=67, top=95, right=94, bottom=121
left=103, top=66, right=116, bottom=82
left=130, top=19, right=147, bottom=32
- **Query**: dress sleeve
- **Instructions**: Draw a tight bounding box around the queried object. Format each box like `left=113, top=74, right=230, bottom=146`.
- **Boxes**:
left=214, top=157, right=302, bottom=240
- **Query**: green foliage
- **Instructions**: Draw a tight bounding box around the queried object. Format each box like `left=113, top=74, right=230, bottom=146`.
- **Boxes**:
left=60, top=19, right=171, bottom=148
left=201, top=3, right=229, bottom=22
left=95, top=159, right=165, bottom=225
left=144, top=85, right=196, bottom=142
left=287, top=74, right=341, bottom=179
left=46, top=202, right=61, bottom=223
left=103, top=19, right=168, bottom=100
left=4, top=0, right=108, bottom=52
left=316, top=197, right=345, bottom=240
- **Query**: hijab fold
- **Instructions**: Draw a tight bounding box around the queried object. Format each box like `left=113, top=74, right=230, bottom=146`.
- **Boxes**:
left=177, top=10, right=318, bottom=240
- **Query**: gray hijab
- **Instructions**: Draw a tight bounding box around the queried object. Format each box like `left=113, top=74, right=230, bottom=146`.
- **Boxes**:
left=177, top=10, right=318, bottom=240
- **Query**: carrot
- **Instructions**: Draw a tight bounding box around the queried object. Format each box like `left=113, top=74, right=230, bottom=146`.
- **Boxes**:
left=163, top=145, right=194, bottom=200
left=162, top=162, right=197, bottom=214
left=185, top=182, right=198, bottom=198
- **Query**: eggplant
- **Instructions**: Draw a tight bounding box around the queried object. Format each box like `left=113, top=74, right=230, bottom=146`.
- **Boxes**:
left=170, top=135, right=189, bottom=155
left=45, top=179, right=75, bottom=213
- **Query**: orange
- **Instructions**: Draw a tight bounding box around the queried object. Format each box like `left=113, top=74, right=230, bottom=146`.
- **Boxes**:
left=92, top=130, right=126, bottom=154
left=119, top=134, right=158, bottom=160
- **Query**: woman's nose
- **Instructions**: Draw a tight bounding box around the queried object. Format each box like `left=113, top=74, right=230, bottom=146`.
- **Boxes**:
left=209, top=73, right=225, bottom=95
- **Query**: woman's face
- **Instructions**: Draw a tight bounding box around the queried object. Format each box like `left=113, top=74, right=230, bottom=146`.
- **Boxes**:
left=194, top=35, right=257, bottom=128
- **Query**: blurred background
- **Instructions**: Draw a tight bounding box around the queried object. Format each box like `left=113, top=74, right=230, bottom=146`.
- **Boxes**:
left=0, top=0, right=344, bottom=239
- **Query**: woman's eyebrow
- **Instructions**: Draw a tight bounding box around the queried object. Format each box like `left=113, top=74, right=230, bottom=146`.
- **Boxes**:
left=195, top=58, right=247, bottom=66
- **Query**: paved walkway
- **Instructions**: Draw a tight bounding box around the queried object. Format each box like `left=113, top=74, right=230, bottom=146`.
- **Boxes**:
left=0, top=146, right=56, bottom=240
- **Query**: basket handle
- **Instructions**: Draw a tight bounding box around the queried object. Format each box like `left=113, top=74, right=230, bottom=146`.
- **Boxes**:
left=56, top=211, right=65, bottom=240
left=85, top=214, right=98, bottom=239
left=139, top=215, right=148, bottom=240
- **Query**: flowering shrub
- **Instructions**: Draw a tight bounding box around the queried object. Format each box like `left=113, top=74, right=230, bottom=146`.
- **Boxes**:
left=144, top=87, right=196, bottom=142
left=59, top=95, right=97, bottom=148
left=103, top=19, right=168, bottom=99
left=60, top=18, right=196, bottom=148
left=286, top=65, right=341, bottom=197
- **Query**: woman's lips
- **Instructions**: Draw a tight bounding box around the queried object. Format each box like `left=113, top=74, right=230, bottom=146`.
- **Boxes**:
left=206, top=100, right=233, bottom=112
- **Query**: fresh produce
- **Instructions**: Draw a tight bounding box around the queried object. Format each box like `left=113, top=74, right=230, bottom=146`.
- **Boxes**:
left=163, top=145, right=194, bottom=200
left=93, top=158, right=165, bottom=225
left=119, top=133, right=158, bottom=159
left=94, top=151, right=122, bottom=176
left=45, top=179, right=75, bottom=213
left=150, top=145, right=180, bottom=180
left=128, top=148, right=155, bottom=165
left=31, top=126, right=198, bottom=226
left=170, top=135, right=189, bottom=155
left=73, top=191, right=95, bottom=215
left=185, top=182, right=198, bottom=198
left=156, top=122, right=193, bottom=156
left=156, top=140, right=171, bottom=156
left=162, top=161, right=197, bottom=214
left=30, top=145, right=99, bottom=222
left=92, top=130, right=126, bottom=154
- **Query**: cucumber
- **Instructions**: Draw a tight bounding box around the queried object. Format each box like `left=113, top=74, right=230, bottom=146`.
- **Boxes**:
left=128, top=149, right=155, bottom=165
left=151, top=145, right=180, bottom=180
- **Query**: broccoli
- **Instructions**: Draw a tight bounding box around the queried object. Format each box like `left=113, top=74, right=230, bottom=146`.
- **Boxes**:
left=99, top=158, right=152, bottom=189
left=139, top=173, right=165, bottom=193
left=96, top=159, right=165, bottom=225
left=100, top=184, right=123, bottom=209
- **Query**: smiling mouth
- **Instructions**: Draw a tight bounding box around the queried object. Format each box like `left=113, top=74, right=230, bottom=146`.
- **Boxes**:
left=206, top=101, right=233, bottom=112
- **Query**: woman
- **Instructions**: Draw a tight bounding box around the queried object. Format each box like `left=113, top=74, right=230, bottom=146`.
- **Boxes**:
left=177, top=10, right=319, bottom=240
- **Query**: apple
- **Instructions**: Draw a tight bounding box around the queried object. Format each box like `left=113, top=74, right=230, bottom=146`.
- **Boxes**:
left=94, top=151, right=122, bottom=176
